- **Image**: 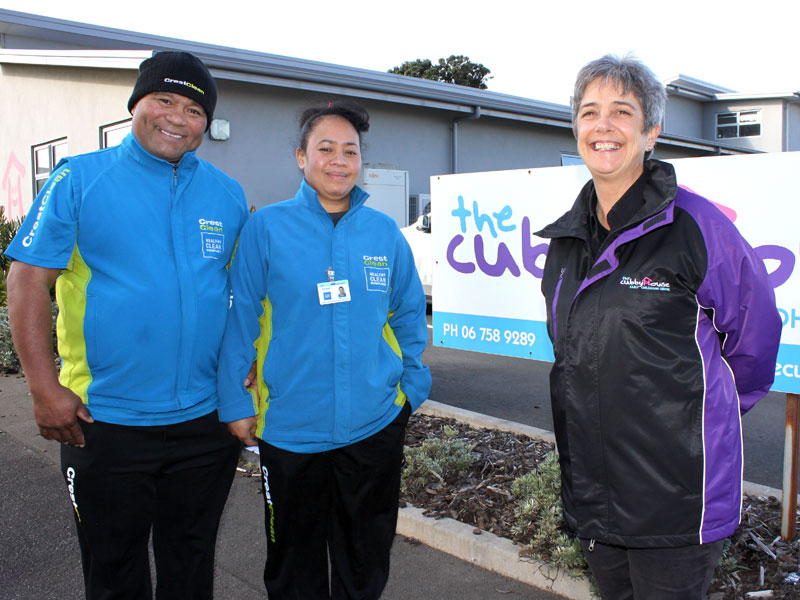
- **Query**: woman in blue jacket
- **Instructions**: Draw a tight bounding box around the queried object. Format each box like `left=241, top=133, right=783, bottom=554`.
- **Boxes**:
left=217, top=101, right=431, bottom=600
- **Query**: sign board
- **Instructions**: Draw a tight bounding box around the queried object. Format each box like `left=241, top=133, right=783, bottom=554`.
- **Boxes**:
left=431, top=152, right=800, bottom=394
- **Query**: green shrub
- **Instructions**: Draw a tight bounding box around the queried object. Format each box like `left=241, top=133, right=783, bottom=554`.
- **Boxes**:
left=0, top=207, right=61, bottom=373
left=0, top=206, right=23, bottom=307
left=401, top=425, right=479, bottom=495
left=0, top=301, right=58, bottom=374
left=511, top=451, right=588, bottom=577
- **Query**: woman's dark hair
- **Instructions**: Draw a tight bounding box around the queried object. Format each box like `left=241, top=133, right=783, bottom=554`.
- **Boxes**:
left=298, top=101, right=370, bottom=152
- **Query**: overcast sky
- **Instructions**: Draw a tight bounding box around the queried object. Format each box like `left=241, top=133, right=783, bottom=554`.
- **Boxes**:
left=6, top=1, right=800, bottom=105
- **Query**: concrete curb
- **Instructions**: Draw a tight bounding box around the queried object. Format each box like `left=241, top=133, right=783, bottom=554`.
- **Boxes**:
left=398, top=400, right=592, bottom=599
left=397, top=507, right=592, bottom=599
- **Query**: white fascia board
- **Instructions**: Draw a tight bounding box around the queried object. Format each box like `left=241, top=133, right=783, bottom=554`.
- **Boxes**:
left=715, top=91, right=800, bottom=102
left=664, top=74, right=735, bottom=95
left=0, top=49, right=151, bottom=69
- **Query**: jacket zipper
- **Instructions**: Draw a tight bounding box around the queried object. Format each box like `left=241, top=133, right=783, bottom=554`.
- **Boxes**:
left=551, top=267, right=566, bottom=340
left=171, top=164, right=189, bottom=395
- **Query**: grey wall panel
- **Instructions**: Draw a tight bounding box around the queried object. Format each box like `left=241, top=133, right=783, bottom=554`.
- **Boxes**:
left=788, top=103, right=800, bottom=151
left=455, top=118, right=576, bottom=174
left=664, top=96, right=703, bottom=138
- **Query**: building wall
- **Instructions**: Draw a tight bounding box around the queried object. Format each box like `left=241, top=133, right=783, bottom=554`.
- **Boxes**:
left=664, top=95, right=704, bottom=139
left=0, top=62, right=135, bottom=219
left=454, top=118, right=576, bottom=174
left=200, top=83, right=459, bottom=208
left=0, top=60, right=747, bottom=224
left=787, top=103, right=800, bottom=151
left=702, top=99, right=785, bottom=152
left=0, top=63, right=582, bottom=217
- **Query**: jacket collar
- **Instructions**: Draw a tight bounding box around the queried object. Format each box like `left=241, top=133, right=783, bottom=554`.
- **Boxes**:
left=296, top=177, right=370, bottom=220
left=121, top=132, right=199, bottom=173
left=537, top=159, right=678, bottom=240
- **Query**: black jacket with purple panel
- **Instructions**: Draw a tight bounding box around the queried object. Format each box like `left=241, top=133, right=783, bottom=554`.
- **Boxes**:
left=536, top=159, right=781, bottom=548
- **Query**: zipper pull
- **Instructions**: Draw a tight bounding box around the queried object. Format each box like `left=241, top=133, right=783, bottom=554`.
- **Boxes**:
left=588, top=539, right=595, bottom=552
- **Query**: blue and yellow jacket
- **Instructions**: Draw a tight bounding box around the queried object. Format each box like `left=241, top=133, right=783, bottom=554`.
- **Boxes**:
left=5, top=133, right=248, bottom=425
left=216, top=179, right=431, bottom=452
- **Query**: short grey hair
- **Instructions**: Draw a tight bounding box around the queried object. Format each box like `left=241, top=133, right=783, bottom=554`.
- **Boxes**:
left=571, top=53, right=665, bottom=138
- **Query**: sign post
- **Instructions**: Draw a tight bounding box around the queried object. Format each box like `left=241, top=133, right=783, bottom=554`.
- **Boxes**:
left=783, top=393, right=800, bottom=540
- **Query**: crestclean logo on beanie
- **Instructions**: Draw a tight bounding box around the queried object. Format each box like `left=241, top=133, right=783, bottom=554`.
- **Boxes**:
left=163, top=77, right=205, bottom=95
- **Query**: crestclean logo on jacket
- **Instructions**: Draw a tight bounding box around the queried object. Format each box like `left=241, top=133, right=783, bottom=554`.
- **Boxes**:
left=199, top=218, right=224, bottom=259
left=619, top=275, right=671, bottom=292
left=363, top=255, right=390, bottom=291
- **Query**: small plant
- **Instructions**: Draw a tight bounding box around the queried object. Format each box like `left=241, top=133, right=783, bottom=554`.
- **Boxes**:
left=0, top=305, right=20, bottom=372
left=0, top=207, right=61, bottom=373
left=511, top=451, right=588, bottom=577
left=401, top=425, right=478, bottom=495
left=0, top=206, right=23, bottom=307
left=0, top=301, right=58, bottom=374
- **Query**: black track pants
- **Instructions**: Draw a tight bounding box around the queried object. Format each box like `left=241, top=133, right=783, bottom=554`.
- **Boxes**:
left=580, top=537, right=726, bottom=600
left=257, top=403, right=410, bottom=600
left=60, top=411, right=240, bottom=600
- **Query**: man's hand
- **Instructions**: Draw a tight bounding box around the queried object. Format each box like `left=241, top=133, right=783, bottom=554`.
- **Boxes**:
left=7, top=261, right=95, bottom=446
left=31, top=385, right=94, bottom=447
left=227, top=416, right=257, bottom=447
left=244, top=361, right=257, bottom=391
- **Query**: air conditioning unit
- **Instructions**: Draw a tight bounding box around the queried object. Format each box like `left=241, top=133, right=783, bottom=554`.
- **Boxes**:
left=358, top=167, right=409, bottom=227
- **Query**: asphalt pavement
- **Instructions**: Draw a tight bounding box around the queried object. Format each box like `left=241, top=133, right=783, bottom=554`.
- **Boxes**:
left=0, top=374, right=567, bottom=600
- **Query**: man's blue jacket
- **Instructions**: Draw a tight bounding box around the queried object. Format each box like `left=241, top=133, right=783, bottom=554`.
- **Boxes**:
left=5, top=133, right=248, bottom=425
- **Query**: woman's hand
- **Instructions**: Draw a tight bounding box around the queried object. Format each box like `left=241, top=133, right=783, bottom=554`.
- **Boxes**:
left=227, top=416, right=258, bottom=447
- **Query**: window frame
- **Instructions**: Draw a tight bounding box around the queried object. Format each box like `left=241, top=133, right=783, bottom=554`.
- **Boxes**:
left=716, top=110, right=762, bottom=139
left=31, top=137, right=69, bottom=197
left=560, top=153, right=585, bottom=167
left=99, top=118, right=133, bottom=149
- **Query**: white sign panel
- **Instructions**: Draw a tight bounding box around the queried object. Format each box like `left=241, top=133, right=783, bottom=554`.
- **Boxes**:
left=431, top=152, right=800, bottom=394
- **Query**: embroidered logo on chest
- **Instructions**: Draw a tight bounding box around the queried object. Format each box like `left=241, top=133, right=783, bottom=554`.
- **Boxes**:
left=619, top=275, right=671, bottom=292
left=363, top=255, right=390, bottom=292
left=199, top=218, right=224, bottom=259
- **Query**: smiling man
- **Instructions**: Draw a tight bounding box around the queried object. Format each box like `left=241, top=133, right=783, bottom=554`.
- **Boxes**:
left=4, top=51, right=248, bottom=599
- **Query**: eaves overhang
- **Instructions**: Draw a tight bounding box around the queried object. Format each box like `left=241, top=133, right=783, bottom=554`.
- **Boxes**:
left=715, top=92, right=800, bottom=103
left=0, top=9, right=570, bottom=122
left=0, top=48, right=150, bottom=69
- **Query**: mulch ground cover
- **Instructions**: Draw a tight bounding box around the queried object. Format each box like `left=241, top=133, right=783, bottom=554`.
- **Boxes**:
left=400, top=413, right=800, bottom=599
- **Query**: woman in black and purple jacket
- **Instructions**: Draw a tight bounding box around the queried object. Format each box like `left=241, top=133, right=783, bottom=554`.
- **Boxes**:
left=537, top=53, right=781, bottom=600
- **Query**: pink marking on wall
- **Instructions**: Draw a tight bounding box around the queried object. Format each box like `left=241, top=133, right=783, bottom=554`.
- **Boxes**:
left=2, top=152, right=27, bottom=220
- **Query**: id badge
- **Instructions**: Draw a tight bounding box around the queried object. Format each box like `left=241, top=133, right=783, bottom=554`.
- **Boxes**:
left=317, top=280, right=351, bottom=305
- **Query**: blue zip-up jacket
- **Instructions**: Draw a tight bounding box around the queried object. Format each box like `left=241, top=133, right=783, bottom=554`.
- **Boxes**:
left=5, top=133, right=248, bottom=425
left=216, top=179, right=431, bottom=453
left=536, top=160, right=781, bottom=547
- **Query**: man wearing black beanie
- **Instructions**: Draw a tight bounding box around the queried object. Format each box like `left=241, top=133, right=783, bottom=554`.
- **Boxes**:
left=6, top=50, right=248, bottom=599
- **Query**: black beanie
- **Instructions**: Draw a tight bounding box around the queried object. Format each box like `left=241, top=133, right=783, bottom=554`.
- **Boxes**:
left=128, top=51, right=217, bottom=130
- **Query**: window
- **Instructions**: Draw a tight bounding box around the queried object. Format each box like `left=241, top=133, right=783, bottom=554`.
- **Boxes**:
left=32, top=138, right=68, bottom=196
left=716, top=110, right=761, bottom=139
left=561, top=153, right=585, bottom=166
left=100, top=119, right=132, bottom=148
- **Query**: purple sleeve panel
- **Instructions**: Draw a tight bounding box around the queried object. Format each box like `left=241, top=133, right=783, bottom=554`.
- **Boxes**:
left=678, top=189, right=781, bottom=413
